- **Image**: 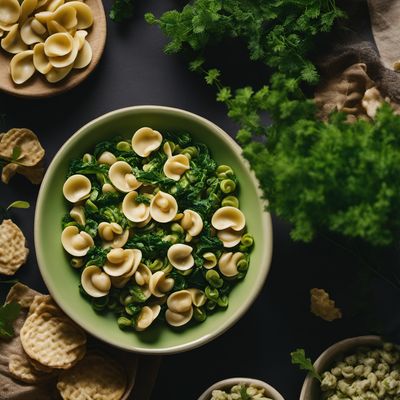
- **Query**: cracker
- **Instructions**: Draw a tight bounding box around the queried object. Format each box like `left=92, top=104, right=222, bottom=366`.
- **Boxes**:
left=310, top=288, right=342, bottom=322
left=0, top=219, right=29, bottom=276
left=8, top=353, right=55, bottom=384
left=57, top=352, right=127, bottom=400
left=28, top=295, right=63, bottom=317
left=6, top=283, right=38, bottom=309
left=20, top=312, right=87, bottom=369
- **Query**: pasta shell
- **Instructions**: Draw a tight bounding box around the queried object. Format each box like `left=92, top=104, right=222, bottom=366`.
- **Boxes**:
left=61, top=226, right=93, bottom=257
left=21, top=17, right=44, bottom=45
left=49, top=32, right=79, bottom=68
left=0, top=22, right=15, bottom=31
left=187, top=288, right=206, bottom=307
left=103, top=248, right=141, bottom=278
left=81, top=266, right=111, bottom=298
left=211, top=206, right=246, bottom=232
left=73, top=39, right=91, bottom=69
left=108, top=161, right=142, bottom=193
left=46, top=19, right=67, bottom=34
left=97, top=151, right=116, bottom=166
left=0, top=29, right=4, bottom=38
left=163, top=154, right=190, bottom=181
left=1, top=24, right=28, bottom=54
left=217, top=227, right=243, bottom=248
left=98, top=222, right=129, bottom=249
left=58, top=2, right=92, bottom=29
left=43, top=0, right=64, bottom=12
left=20, top=0, right=38, bottom=23
left=218, top=252, right=243, bottom=278
left=131, top=127, right=162, bottom=158
left=149, top=271, right=174, bottom=298
left=33, top=42, right=52, bottom=74
left=74, top=29, right=86, bottom=49
left=167, top=290, right=192, bottom=313
left=134, top=263, right=152, bottom=286
left=69, top=205, right=85, bottom=226
left=52, top=4, right=77, bottom=30
left=122, top=191, right=150, bottom=223
left=45, top=63, right=72, bottom=82
left=0, top=0, right=21, bottom=26
left=44, top=32, right=73, bottom=57
left=149, top=190, right=178, bottom=223
left=135, top=304, right=160, bottom=331
left=180, top=209, right=203, bottom=237
left=165, top=307, right=193, bottom=327
left=34, top=11, right=53, bottom=24
left=167, top=244, right=194, bottom=271
left=63, top=174, right=91, bottom=203
left=31, top=18, right=47, bottom=35
left=10, top=50, right=35, bottom=84
left=36, top=0, right=49, bottom=8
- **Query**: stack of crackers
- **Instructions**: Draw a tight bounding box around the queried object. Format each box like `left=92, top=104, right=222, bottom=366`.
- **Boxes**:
left=0, top=283, right=130, bottom=400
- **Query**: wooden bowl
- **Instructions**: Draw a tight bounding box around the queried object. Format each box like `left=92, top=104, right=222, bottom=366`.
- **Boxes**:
left=0, top=0, right=106, bottom=98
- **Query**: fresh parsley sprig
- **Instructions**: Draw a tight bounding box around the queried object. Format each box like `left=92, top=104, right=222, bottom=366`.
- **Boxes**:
left=291, top=348, right=321, bottom=382
left=0, top=302, right=21, bottom=340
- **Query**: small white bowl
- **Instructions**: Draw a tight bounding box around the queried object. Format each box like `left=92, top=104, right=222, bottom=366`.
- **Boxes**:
left=300, top=335, right=382, bottom=400
left=197, top=377, right=285, bottom=400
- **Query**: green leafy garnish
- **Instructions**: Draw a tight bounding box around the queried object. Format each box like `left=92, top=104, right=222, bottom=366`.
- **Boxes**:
left=109, top=0, right=134, bottom=22
left=291, top=348, right=321, bottom=381
left=11, top=146, right=21, bottom=161
left=239, top=385, right=251, bottom=400
left=7, top=201, right=30, bottom=210
left=0, top=302, right=21, bottom=340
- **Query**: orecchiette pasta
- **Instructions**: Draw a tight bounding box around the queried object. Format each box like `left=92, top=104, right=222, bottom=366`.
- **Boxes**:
left=180, top=209, right=203, bottom=237
left=149, top=271, right=174, bottom=298
left=81, top=265, right=111, bottom=298
left=135, top=304, right=161, bottom=331
left=134, top=263, right=152, bottom=286
left=69, top=205, right=85, bottom=226
left=203, top=252, right=217, bottom=269
left=131, top=127, right=162, bottom=157
left=98, top=222, right=129, bottom=248
left=149, top=190, right=178, bottom=223
left=61, top=225, right=93, bottom=257
left=0, top=0, right=94, bottom=84
left=103, top=248, right=141, bottom=277
left=167, top=244, right=194, bottom=271
left=187, top=288, right=207, bottom=307
left=109, top=161, right=142, bottom=193
left=122, top=191, right=150, bottom=223
left=163, top=154, right=190, bottom=181
left=63, top=174, right=91, bottom=203
left=218, top=252, right=244, bottom=277
left=217, top=227, right=243, bottom=248
left=97, top=151, right=117, bottom=166
left=167, top=290, right=192, bottom=313
left=165, top=307, right=193, bottom=327
left=211, top=206, right=246, bottom=232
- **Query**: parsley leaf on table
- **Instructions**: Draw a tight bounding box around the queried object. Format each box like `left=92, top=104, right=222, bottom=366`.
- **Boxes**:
left=0, top=302, right=21, bottom=340
left=109, top=0, right=134, bottom=22
left=291, top=348, right=321, bottom=381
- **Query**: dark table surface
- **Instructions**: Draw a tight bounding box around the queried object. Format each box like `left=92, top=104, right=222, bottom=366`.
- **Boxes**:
left=1, top=1, right=399, bottom=399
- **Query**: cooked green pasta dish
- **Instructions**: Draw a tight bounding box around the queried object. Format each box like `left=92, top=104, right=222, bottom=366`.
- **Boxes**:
left=61, top=127, right=254, bottom=331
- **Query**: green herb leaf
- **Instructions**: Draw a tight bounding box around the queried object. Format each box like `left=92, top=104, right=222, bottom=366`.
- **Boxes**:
left=109, top=0, right=134, bottom=22
left=291, top=348, right=321, bottom=381
left=0, top=302, right=21, bottom=340
left=7, top=201, right=30, bottom=210
left=240, top=385, right=251, bottom=400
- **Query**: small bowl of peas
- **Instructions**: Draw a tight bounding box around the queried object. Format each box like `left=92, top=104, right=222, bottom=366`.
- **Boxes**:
left=300, top=335, right=400, bottom=400
left=197, top=377, right=285, bottom=400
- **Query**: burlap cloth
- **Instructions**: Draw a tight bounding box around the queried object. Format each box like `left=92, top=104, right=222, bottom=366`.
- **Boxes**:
left=0, top=284, right=58, bottom=400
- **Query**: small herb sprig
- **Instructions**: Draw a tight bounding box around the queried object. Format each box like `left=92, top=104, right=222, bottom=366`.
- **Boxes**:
left=109, top=0, right=134, bottom=22
left=0, top=302, right=21, bottom=340
left=291, top=348, right=321, bottom=382
left=0, top=201, right=30, bottom=222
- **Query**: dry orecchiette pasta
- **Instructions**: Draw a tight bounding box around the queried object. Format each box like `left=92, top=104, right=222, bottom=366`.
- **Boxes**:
left=81, top=265, right=111, bottom=297
left=63, top=174, right=91, bottom=203
left=211, top=206, right=246, bottom=232
left=167, top=243, right=194, bottom=271
left=61, top=225, right=93, bottom=257
left=217, top=227, right=243, bottom=248
left=103, top=248, right=141, bottom=277
left=187, top=288, right=207, bottom=307
left=122, top=191, right=150, bottom=223
left=203, top=252, right=217, bottom=269
left=149, top=190, right=178, bottom=223
left=165, top=307, right=193, bottom=327
left=167, top=290, right=192, bottom=313
left=1, top=0, right=94, bottom=84
left=218, top=252, right=244, bottom=277
left=149, top=271, right=174, bottom=298
left=97, top=151, right=117, bottom=166
left=109, top=161, right=142, bottom=193
left=69, top=205, right=85, bottom=226
left=163, top=154, right=190, bottom=181
left=98, top=222, right=129, bottom=248
left=131, top=127, right=162, bottom=157
left=180, top=209, right=203, bottom=238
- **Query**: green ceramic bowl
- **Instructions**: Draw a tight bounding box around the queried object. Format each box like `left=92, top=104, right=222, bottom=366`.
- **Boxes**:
left=35, top=106, right=273, bottom=354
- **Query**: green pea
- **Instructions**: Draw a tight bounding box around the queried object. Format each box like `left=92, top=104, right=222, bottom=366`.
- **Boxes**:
left=90, top=189, right=99, bottom=201
left=221, top=196, right=239, bottom=208
left=205, top=270, right=223, bottom=288
left=85, top=199, right=98, bottom=212
left=171, top=223, right=184, bottom=235
left=117, top=316, right=132, bottom=329
left=163, top=234, right=179, bottom=244
left=178, top=269, right=192, bottom=276
left=216, top=165, right=234, bottom=179
left=161, top=263, right=173, bottom=275
left=107, top=298, right=118, bottom=311
left=205, top=286, right=219, bottom=301
left=71, top=258, right=84, bottom=268
left=119, top=290, right=130, bottom=305
left=116, top=141, right=131, bottom=152
left=217, top=295, right=229, bottom=308
left=181, top=146, right=198, bottom=159
left=123, top=295, right=134, bottom=305
left=206, top=300, right=217, bottom=311
left=237, top=258, right=249, bottom=272
left=82, top=153, right=93, bottom=163
left=220, top=179, right=236, bottom=194
left=241, top=233, right=254, bottom=248
left=185, top=171, right=197, bottom=183
left=125, top=304, right=141, bottom=316
left=193, top=307, right=207, bottom=322
left=179, top=176, right=190, bottom=188
left=149, top=259, right=164, bottom=271
left=65, top=221, right=79, bottom=228
left=92, top=296, right=108, bottom=311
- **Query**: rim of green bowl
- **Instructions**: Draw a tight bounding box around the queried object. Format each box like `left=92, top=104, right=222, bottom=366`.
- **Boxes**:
left=34, top=105, right=273, bottom=354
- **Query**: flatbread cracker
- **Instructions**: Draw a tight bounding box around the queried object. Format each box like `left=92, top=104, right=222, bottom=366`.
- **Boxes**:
left=6, top=283, right=38, bottom=309
left=20, top=312, right=87, bottom=369
left=0, top=219, right=29, bottom=276
left=8, top=354, right=55, bottom=384
left=57, top=353, right=127, bottom=400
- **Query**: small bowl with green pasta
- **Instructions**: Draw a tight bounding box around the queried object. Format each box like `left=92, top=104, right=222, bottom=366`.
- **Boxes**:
left=197, top=377, right=285, bottom=400
left=35, top=106, right=272, bottom=354
left=299, top=335, right=400, bottom=400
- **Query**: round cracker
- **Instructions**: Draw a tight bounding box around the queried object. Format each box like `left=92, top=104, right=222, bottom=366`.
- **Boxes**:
left=20, top=312, right=87, bottom=369
left=57, top=353, right=127, bottom=400
left=8, top=354, right=55, bottom=384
